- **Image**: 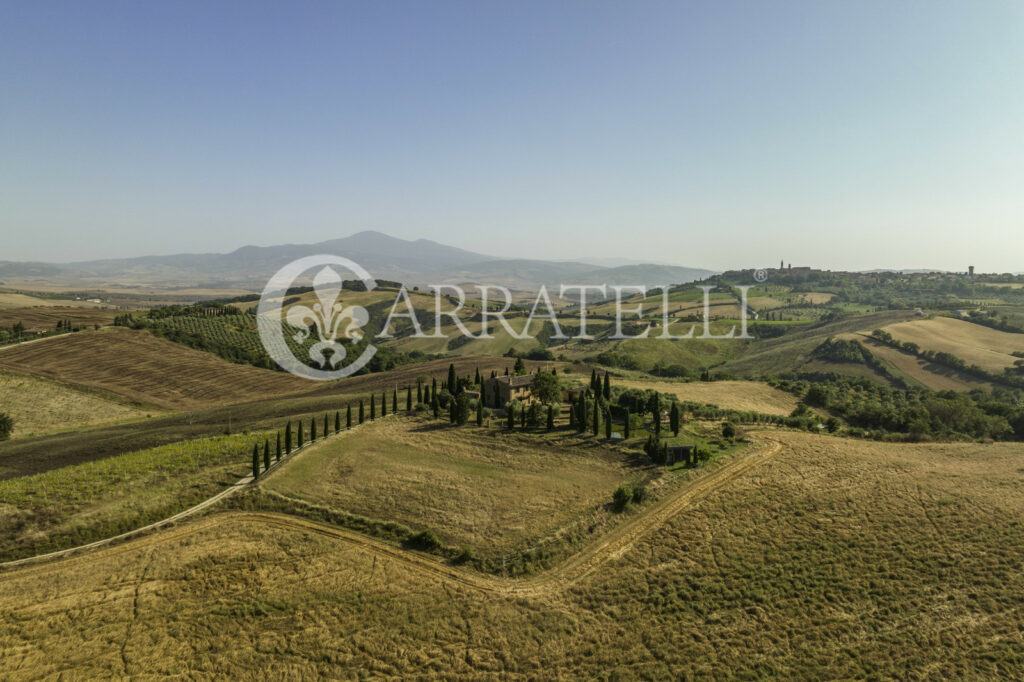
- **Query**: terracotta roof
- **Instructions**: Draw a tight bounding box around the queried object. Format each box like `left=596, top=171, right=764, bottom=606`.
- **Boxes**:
left=494, top=374, right=534, bottom=387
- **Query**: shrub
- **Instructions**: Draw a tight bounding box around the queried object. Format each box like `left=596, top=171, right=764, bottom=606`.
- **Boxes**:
left=722, top=422, right=736, bottom=439
left=612, top=484, right=633, bottom=512
left=407, top=529, right=441, bottom=550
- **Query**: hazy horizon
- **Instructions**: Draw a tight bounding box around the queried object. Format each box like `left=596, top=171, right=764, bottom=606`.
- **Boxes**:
left=2, top=1, right=1022, bottom=272
left=0, top=228, right=1012, bottom=276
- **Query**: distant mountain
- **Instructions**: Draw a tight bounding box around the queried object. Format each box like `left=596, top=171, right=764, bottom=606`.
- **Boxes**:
left=574, top=257, right=685, bottom=269
left=0, top=230, right=716, bottom=292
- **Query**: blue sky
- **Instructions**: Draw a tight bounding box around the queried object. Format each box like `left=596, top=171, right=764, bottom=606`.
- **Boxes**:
left=1, top=1, right=1022, bottom=271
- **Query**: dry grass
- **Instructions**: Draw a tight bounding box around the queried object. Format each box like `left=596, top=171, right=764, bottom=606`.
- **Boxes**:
left=0, top=430, right=267, bottom=562
left=0, top=307, right=119, bottom=331
left=0, top=327, right=313, bottom=409
left=846, top=334, right=992, bottom=391
left=0, top=431, right=1021, bottom=678
left=615, top=378, right=801, bottom=416
left=0, top=294, right=97, bottom=310
left=263, top=416, right=645, bottom=555
left=879, top=317, right=1024, bottom=372
left=0, top=369, right=150, bottom=438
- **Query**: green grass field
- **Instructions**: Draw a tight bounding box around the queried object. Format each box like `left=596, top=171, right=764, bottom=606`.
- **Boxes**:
left=0, top=430, right=272, bottom=561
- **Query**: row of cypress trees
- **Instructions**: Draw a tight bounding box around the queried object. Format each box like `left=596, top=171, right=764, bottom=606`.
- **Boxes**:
left=250, top=381, right=433, bottom=480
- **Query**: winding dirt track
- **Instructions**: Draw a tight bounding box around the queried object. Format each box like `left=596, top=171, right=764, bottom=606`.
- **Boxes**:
left=1, top=433, right=781, bottom=596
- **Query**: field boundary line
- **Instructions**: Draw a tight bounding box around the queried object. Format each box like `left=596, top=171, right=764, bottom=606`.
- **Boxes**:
left=0, top=414, right=393, bottom=570
left=1, top=429, right=781, bottom=595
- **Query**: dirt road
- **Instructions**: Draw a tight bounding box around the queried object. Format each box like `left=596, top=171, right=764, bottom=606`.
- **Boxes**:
left=1, top=432, right=782, bottom=597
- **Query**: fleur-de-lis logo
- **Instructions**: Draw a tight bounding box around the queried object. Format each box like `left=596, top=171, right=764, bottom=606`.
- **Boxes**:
left=258, top=254, right=378, bottom=380
left=285, top=266, right=368, bottom=368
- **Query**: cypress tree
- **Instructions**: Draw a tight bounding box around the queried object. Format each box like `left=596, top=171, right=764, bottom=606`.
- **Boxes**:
left=605, top=409, right=612, bottom=439
left=521, top=405, right=526, bottom=429
left=323, top=413, right=329, bottom=437
left=624, top=409, right=631, bottom=439
left=393, top=389, right=398, bottom=413
left=670, top=402, right=680, bottom=436
left=252, top=444, right=260, bottom=480
left=424, top=384, right=430, bottom=404
left=432, top=377, right=437, bottom=400
left=474, top=367, right=481, bottom=385
left=285, top=421, right=293, bottom=454
left=311, top=417, right=317, bottom=441
left=276, top=433, right=282, bottom=462
left=507, top=404, right=515, bottom=429
left=335, top=411, right=341, bottom=433
left=432, top=394, right=440, bottom=419
left=381, top=391, right=387, bottom=417
left=590, top=369, right=598, bottom=391
left=569, top=405, right=576, bottom=429
left=504, top=366, right=509, bottom=376
left=476, top=399, right=483, bottom=426
left=653, top=394, right=662, bottom=435
left=603, top=373, right=611, bottom=400
left=593, top=399, right=600, bottom=436
left=298, top=420, right=304, bottom=446
left=449, top=400, right=456, bottom=424
left=407, top=386, right=412, bottom=411
left=547, top=404, right=555, bottom=430
left=264, top=440, right=271, bottom=470
left=447, top=363, right=456, bottom=392
left=578, top=393, right=588, bottom=433
left=417, top=383, right=423, bottom=403
left=347, top=404, right=352, bottom=428
left=370, top=394, right=376, bottom=420
left=552, top=367, right=557, bottom=375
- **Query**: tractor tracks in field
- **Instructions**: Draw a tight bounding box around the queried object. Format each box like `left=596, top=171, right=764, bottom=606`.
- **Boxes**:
left=1, top=432, right=782, bottom=599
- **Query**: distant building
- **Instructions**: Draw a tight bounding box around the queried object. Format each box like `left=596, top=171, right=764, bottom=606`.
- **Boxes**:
left=969, top=265, right=975, bottom=277
left=666, top=445, right=696, bottom=466
left=562, top=386, right=587, bottom=403
left=484, top=374, right=534, bottom=408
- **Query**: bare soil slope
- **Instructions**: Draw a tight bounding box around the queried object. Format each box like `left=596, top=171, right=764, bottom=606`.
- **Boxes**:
left=0, top=328, right=312, bottom=409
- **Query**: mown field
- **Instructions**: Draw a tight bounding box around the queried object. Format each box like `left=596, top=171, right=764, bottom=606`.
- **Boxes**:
left=0, top=327, right=313, bottom=409
left=0, top=430, right=1020, bottom=678
left=614, top=378, right=800, bottom=416
left=879, top=317, right=1024, bottom=372
left=0, top=369, right=150, bottom=438
left=846, top=333, right=991, bottom=392
left=263, top=416, right=649, bottom=557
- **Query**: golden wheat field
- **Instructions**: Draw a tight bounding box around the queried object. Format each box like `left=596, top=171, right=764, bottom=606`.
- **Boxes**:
left=615, top=378, right=801, bottom=416
left=879, top=317, right=1024, bottom=372
left=0, top=430, right=1020, bottom=678
left=838, top=332, right=992, bottom=392
left=0, top=369, right=150, bottom=438
left=0, top=328, right=313, bottom=409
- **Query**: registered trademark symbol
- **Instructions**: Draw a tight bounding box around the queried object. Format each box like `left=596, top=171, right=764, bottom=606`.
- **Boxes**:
left=754, top=269, right=768, bottom=283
